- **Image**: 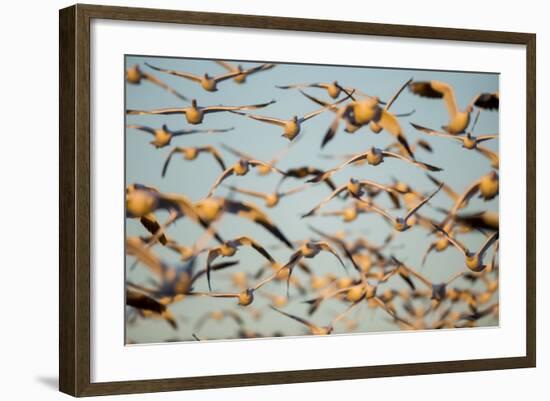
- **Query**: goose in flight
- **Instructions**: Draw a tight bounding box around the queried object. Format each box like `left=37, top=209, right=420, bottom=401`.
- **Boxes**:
left=206, top=236, right=276, bottom=290
left=231, top=90, right=353, bottom=141
left=409, top=80, right=499, bottom=134
left=125, top=184, right=224, bottom=242
left=317, top=201, right=371, bottom=222
left=300, top=90, right=414, bottom=154
left=127, top=124, right=234, bottom=149
left=160, top=224, right=217, bottom=262
left=126, top=283, right=178, bottom=329
left=205, top=159, right=287, bottom=197
left=301, top=178, right=399, bottom=218
left=126, top=64, right=188, bottom=101
left=307, top=146, right=442, bottom=185
left=145, top=61, right=273, bottom=92
left=190, top=262, right=291, bottom=306
left=221, top=137, right=299, bottom=176
left=392, top=257, right=466, bottom=302
left=127, top=99, right=275, bottom=125
left=215, top=60, right=275, bottom=84
left=161, top=146, right=226, bottom=177
left=194, top=197, right=293, bottom=248
left=194, top=309, right=244, bottom=331
left=276, top=81, right=365, bottom=99
left=432, top=224, right=499, bottom=272
left=320, top=138, right=432, bottom=169
left=277, top=240, right=348, bottom=296
left=223, top=184, right=307, bottom=208
left=269, top=304, right=358, bottom=335
left=126, top=237, right=238, bottom=299
left=446, top=172, right=499, bottom=219
left=278, top=166, right=339, bottom=193
left=410, top=122, right=497, bottom=150
left=361, top=184, right=443, bottom=232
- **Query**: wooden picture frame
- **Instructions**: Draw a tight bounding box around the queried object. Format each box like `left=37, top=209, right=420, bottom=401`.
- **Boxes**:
left=59, top=3, right=536, bottom=397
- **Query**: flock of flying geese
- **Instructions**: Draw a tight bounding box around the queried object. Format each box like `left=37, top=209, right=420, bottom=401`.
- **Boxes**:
left=125, top=59, right=499, bottom=342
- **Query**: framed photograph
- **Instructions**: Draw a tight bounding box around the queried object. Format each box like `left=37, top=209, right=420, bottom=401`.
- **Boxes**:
left=59, top=4, right=536, bottom=397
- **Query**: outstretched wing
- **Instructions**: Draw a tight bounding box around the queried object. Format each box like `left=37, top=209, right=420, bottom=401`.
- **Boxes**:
left=205, top=248, right=222, bottom=291
left=127, top=124, right=156, bottom=135
left=472, top=92, right=499, bottom=110
left=203, top=100, right=276, bottom=113
left=161, top=147, right=181, bottom=178
left=404, top=184, right=443, bottom=222
left=206, top=167, right=236, bottom=198
left=201, top=146, right=227, bottom=171
left=301, top=185, right=347, bottom=218
left=145, top=62, right=202, bottom=82
left=237, top=236, right=276, bottom=264
left=141, top=71, right=188, bottom=101
left=222, top=199, right=293, bottom=248
left=431, top=224, right=469, bottom=257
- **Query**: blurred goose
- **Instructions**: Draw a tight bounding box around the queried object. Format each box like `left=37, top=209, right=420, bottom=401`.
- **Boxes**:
left=301, top=178, right=399, bottom=218
left=432, top=224, right=499, bottom=272
left=409, top=80, right=499, bottom=134
left=125, top=184, right=223, bottom=242
left=206, top=159, right=287, bottom=197
left=206, top=236, right=276, bottom=290
left=221, top=137, right=299, bottom=176
left=223, top=184, right=307, bottom=208
left=307, top=146, right=442, bottom=184
left=301, top=90, right=414, bottom=154
left=231, top=90, right=353, bottom=141
left=317, top=201, right=371, bottom=222
left=215, top=60, right=275, bottom=83
left=392, top=257, right=466, bottom=302
left=127, top=124, right=234, bottom=149
left=276, top=81, right=361, bottom=99
left=162, top=225, right=215, bottom=262
left=410, top=122, right=497, bottom=149
left=190, top=262, right=290, bottom=306
left=126, top=237, right=238, bottom=300
left=362, top=184, right=443, bottom=232
left=194, top=310, right=244, bottom=331
left=278, top=166, right=339, bottom=193
left=145, top=62, right=273, bottom=92
left=126, top=64, right=187, bottom=101
left=448, top=172, right=499, bottom=218
left=162, top=146, right=226, bottom=177
left=127, top=99, right=275, bottom=125
left=269, top=304, right=357, bottom=335
left=126, top=283, right=178, bottom=329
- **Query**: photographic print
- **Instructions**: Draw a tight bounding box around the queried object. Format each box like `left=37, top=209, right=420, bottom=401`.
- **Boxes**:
left=125, top=56, right=499, bottom=345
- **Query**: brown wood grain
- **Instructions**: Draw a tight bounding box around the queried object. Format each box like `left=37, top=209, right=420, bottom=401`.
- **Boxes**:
left=59, top=3, right=536, bottom=397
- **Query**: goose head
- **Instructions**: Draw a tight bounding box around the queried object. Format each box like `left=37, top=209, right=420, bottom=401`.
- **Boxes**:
left=347, top=178, right=363, bottom=197
left=238, top=289, right=255, bottom=306
left=431, top=283, right=447, bottom=301
left=265, top=193, right=280, bottom=207
left=233, top=160, right=250, bottom=175
left=126, top=65, right=142, bottom=84
left=394, top=217, right=409, bottom=232
left=220, top=242, right=238, bottom=257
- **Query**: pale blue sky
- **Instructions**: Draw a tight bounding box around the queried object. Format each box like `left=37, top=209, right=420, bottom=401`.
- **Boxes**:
left=125, top=55, right=499, bottom=344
